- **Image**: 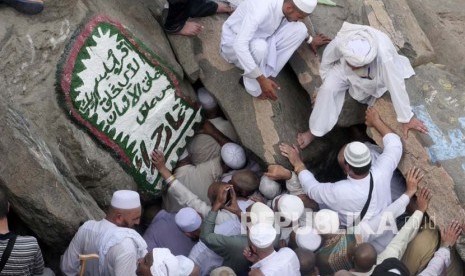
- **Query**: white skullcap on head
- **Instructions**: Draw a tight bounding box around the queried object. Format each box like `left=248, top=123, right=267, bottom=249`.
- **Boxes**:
left=337, top=22, right=377, bottom=67
left=295, top=226, right=322, bottom=251
left=259, top=175, right=282, bottom=200
left=344, top=141, right=371, bottom=168
left=175, top=207, right=202, bottom=232
left=249, top=223, right=276, bottom=248
left=250, top=202, right=275, bottom=225
left=278, top=194, right=304, bottom=221
left=151, top=248, right=179, bottom=276
left=197, top=87, right=218, bottom=110
left=313, top=209, right=340, bottom=234
left=221, top=143, right=246, bottom=170
left=292, top=0, right=317, bottom=14
left=176, top=255, right=195, bottom=276
left=210, top=266, right=237, bottom=276
left=110, top=190, right=140, bottom=209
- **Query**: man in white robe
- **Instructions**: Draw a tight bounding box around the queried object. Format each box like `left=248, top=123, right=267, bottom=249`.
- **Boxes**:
left=61, top=190, right=147, bottom=276
left=220, top=0, right=330, bottom=100
left=297, top=22, right=427, bottom=148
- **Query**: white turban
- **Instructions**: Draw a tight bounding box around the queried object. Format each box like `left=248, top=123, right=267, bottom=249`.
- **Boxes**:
left=197, top=87, right=218, bottom=110
left=344, top=141, right=371, bottom=168
left=175, top=207, right=202, bottom=232
left=278, top=194, right=304, bottom=221
left=338, top=22, right=377, bottom=67
left=250, top=202, right=275, bottom=225
left=110, top=190, right=140, bottom=209
left=221, top=143, right=246, bottom=169
left=151, top=248, right=179, bottom=276
left=313, top=209, right=340, bottom=234
left=295, top=226, right=322, bottom=251
left=151, top=248, right=195, bottom=276
left=249, top=223, right=276, bottom=248
left=259, top=176, right=282, bottom=200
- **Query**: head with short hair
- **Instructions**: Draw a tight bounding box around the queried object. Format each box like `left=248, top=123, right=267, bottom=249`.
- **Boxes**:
left=295, top=248, right=316, bottom=275
left=0, top=187, right=9, bottom=219
left=283, top=0, right=316, bottom=22
left=106, top=190, right=142, bottom=229
left=231, top=170, right=259, bottom=198
left=353, top=243, right=377, bottom=272
left=207, top=182, right=228, bottom=204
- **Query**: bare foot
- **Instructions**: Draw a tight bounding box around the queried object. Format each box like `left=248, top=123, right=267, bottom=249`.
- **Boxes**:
left=216, top=2, right=235, bottom=13
left=174, top=22, right=203, bottom=36
left=297, top=130, right=315, bottom=149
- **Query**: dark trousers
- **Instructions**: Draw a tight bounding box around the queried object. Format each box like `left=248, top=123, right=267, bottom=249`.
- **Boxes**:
left=164, top=0, right=218, bottom=33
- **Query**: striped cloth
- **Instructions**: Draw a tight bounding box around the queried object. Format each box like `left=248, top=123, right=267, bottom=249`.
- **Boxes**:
left=0, top=233, right=44, bottom=276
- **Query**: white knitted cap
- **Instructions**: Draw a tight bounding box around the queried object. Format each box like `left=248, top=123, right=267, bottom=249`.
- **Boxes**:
left=249, top=223, right=276, bottom=248
left=250, top=202, right=275, bottom=225
left=295, top=226, right=322, bottom=251
left=259, top=175, right=282, bottom=200
left=110, top=190, right=140, bottom=209
left=175, top=207, right=202, bottom=232
left=344, top=141, right=371, bottom=167
left=278, top=194, right=305, bottom=221
left=197, top=87, right=218, bottom=110
left=221, top=143, right=246, bottom=169
left=293, top=0, right=317, bottom=14
left=313, top=209, right=340, bottom=234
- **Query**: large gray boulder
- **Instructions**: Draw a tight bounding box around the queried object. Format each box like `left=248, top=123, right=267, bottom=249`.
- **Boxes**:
left=370, top=63, right=465, bottom=229
left=0, top=0, right=187, bottom=250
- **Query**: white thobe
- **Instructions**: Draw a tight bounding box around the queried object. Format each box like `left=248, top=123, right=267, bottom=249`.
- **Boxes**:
left=60, top=219, right=147, bottom=276
left=310, top=22, right=415, bottom=137
left=220, top=0, right=307, bottom=95
left=189, top=219, right=241, bottom=275
left=296, top=133, right=402, bottom=226
left=251, top=248, right=300, bottom=276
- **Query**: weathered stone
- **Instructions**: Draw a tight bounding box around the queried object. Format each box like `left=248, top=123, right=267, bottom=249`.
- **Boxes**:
left=406, top=0, right=465, bottom=76
left=0, top=104, right=105, bottom=252
left=369, top=63, right=465, bottom=229
left=0, top=0, right=187, bottom=250
left=168, top=35, right=201, bottom=83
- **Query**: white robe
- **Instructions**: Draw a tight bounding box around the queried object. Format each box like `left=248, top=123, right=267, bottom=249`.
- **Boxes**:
left=251, top=248, right=300, bottom=276
left=220, top=0, right=307, bottom=95
left=310, top=22, right=415, bottom=137
left=60, top=219, right=147, bottom=276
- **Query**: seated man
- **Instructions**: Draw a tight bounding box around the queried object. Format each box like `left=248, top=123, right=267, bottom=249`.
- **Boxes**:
left=297, top=22, right=427, bottom=148
left=164, top=0, right=233, bottom=36
left=220, top=0, right=329, bottom=100
left=61, top=190, right=147, bottom=276
left=143, top=207, right=197, bottom=255
left=0, top=187, right=53, bottom=275
left=281, top=108, right=402, bottom=227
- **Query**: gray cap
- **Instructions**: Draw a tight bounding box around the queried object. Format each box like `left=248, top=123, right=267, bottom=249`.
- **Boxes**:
left=344, top=141, right=371, bottom=167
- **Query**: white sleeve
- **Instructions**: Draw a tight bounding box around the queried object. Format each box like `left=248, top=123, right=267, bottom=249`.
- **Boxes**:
left=298, top=170, right=339, bottom=206
left=286, top=172, right=305, bottom=195
left=60, top=228, right=84, bottom=276
left=377, top=210, right=424, bottom=263
left=319, top=37, right=343, bottom=80
left=418, top=247, right=451, bottom=276
left=372, top=133, right=403, bottom=177
left=232, top=2, right=267, bottom=79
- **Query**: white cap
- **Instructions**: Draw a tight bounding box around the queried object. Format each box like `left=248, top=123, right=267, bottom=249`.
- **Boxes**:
left=313, top=209, right=340, bottom=234
left=151, top=248, right=179, bottom=276
left=259, top=176, right=282, bottom=200
left=344, top=141, right=371, bottom=168
left=250, top=202, right=275, bottom=225
left=249, top=223, right=276, bottom=248
left=278, top=194, right=305, bottom=221
left=221, top=143, right=246, bottom=170
left=292, top=0, right=317, bottom=14
left=175, top=207, right=202, bottom=232
left=197, top=87, right=218, bottom=110
left=210, top=267, right=236, bottom=276
left=295, top=226, right=322, bottom=251
left=110, top=190, right=140, bottom=209
left=176, top=255, right=195, bottom=276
